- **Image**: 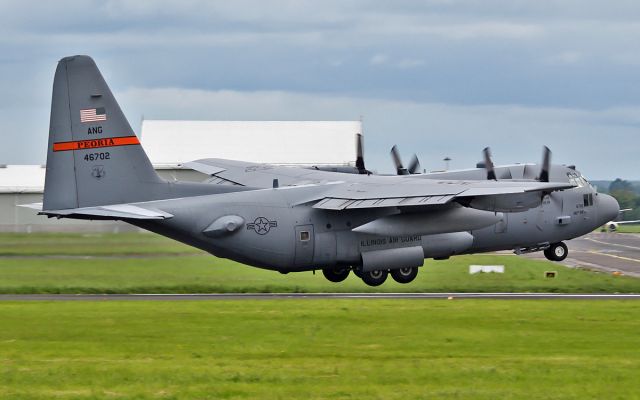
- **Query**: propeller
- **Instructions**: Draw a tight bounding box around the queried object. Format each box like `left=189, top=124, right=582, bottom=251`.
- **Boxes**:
left=482, top=147, right=497, bottom=180
left=408, top=154, right=421, bottom=175
left=538, top=146, right=551, bottom=182
left=355, top=134, right=369, bottom=174
left=390, top=145, right=409, bottom=175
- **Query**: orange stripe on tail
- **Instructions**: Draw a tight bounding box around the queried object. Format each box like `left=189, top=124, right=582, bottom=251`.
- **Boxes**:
left=53, top=136, right=140, bottom=152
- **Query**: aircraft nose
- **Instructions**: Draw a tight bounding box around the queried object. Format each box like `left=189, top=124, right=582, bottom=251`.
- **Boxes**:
left=598, top=193, right=620, bottom=225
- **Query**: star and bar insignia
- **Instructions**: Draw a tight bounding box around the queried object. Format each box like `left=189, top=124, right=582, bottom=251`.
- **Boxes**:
left=246, top=217, right=278, bottom=235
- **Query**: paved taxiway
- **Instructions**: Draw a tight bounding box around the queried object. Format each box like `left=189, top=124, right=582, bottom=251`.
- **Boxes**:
left=1, top=293, right=640, bottom=301
left=528, top=232, right=640, bottom=277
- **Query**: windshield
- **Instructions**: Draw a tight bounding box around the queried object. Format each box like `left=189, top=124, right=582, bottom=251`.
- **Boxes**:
left=567, top=171, right=590, bottom=188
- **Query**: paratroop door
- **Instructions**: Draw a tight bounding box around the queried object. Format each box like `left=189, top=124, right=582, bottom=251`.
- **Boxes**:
left=295, top=225, right=314, bottom=266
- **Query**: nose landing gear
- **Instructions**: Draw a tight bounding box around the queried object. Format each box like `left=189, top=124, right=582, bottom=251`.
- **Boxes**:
left=544, top=242, right=568, bottom=262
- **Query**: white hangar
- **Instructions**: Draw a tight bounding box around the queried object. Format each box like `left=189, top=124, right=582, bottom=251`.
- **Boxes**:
left=0, top=120, right=362, bottom=232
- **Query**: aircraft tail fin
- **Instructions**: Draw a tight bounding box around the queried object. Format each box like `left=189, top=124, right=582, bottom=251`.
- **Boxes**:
left=43, top=55, right=166, bottom=211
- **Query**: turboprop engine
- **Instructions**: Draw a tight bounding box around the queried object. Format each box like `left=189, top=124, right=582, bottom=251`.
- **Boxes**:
left=352, top=205, right=502, bottom=236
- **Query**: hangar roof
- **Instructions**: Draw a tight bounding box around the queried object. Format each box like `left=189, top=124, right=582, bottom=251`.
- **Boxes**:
left=0, top=165, right=46, bottom=193
left=141, top=120, right=361, bottom=167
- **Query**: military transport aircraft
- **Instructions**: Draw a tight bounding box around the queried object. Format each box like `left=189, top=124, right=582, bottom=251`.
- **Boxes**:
left=32, top=56, right=620, bottom=286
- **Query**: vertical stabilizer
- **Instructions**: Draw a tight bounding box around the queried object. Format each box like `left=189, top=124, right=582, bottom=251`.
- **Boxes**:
left=43, top=55, right=165, bottom=210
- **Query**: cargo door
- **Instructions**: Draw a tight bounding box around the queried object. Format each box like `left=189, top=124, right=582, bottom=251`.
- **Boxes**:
left=295, top=225, right=314, bottom=266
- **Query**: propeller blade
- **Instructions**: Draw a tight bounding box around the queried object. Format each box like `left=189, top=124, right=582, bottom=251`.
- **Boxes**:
left=355, top=133, right=366, bottom=174
left=390, top=145, right=408, bottom=175
left=538, top=146, right=551, bottom=182
left=483, top=147, right=497, bottom=180
left=408, top=154, right=421, bottom=174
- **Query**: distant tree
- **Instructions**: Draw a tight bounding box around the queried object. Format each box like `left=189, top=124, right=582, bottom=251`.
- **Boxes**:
left=609, top=179, right=632, bottom=193
left=609, top=179, right=640, bottom=220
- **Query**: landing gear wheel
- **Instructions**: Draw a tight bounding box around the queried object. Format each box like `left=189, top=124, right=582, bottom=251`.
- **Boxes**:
left=361, top=270, right=388, bottom=287
left=352, top=268, right=362, bottom=278
left=544, top=242, right=568, bottom=262
left=390, top=267, right=418, bottom=284
left=322, top=267, right=350, bottom=283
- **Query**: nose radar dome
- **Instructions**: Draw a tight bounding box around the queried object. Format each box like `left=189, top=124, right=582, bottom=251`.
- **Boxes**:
left=598, top=194, right=620, bottom=225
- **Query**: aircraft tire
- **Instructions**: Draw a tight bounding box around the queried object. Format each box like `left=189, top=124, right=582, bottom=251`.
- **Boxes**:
left=322, top=267, right=350, bottom=283
left=361, top=270, right=388, bottom=286
left=352, top=268, right=363, bottom=278
left=544, top=242, right=568, bottom=262
left=390, top=267, right=418, bottom=284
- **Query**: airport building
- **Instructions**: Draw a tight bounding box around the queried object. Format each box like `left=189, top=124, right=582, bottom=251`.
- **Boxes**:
left=0, top=120, right=361, bottom=232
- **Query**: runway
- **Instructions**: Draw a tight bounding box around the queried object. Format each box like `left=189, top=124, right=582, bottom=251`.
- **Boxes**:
left=1, top=293, right=640, bottom=301
left=528, top=232, right=640, bottom=277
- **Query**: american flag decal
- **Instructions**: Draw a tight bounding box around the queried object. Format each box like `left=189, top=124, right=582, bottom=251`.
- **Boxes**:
left=80, top=107, right=107, bottom=123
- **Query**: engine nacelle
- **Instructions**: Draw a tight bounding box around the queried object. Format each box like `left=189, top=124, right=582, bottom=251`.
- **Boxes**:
left=469, top=192, right=543, bottom=213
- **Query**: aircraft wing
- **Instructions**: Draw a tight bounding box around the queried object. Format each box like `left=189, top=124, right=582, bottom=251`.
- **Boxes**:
left=303, top=179, right=574, bottom=212
left=185, top=158, right=369, bottom=187
left=187, top=158, right=574, bottom=212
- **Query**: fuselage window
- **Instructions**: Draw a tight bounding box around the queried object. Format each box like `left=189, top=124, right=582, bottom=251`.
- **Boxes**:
left=300, top=231, right=310, bottom=241
left=583, top=193, right=594, bottom=207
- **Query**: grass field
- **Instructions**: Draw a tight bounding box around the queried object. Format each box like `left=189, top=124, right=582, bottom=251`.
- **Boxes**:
left=0, top=233, right=638, bottom=294
left=616, top=224, right=640, bottom=233
left=1, top=299, right=639, bottom=399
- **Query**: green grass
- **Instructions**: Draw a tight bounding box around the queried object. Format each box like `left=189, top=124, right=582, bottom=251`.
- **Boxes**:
left=0, top=233, right=638, bottom=293
left=0, top=233, right=201, bottom=256
left=1, top=299, right=639, bottom=399
left=0, top=254, right=638, bottom=294
left=616, top=224, right=640, bottom=233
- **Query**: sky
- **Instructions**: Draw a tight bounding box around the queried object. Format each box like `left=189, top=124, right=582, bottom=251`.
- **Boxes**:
left=1, top=0, right=639, bottom=179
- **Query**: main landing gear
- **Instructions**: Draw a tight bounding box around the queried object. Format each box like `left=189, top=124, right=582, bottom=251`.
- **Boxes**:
left=360, top=269, right=388, bottom=286
left=322, top=266, right=419, bottom=286
left=390, top=267, right=419, bottom=284
left=322, top=266, right=350, bottom=283
left=544, top=242, right=568, bottom=262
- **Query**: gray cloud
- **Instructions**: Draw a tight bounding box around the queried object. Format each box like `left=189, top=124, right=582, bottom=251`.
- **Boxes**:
left=116, top=87, right=638, bottom=179
left=0, top=0, right=638, bottom=178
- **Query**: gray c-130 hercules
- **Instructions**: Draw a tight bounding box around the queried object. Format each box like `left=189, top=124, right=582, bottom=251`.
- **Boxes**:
left=33, top=55, right=620, bottom=286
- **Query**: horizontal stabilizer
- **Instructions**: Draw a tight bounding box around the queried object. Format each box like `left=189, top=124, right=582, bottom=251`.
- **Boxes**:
left=18, top=202, right=44, bottom=211
left=35, top=203, right=173, bottom=220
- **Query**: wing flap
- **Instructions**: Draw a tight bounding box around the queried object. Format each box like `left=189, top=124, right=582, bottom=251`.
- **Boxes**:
left=313, top=195, right=455, bottom=210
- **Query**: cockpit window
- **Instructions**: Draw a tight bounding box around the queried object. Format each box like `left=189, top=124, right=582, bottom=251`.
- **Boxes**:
left=567, top=172, right=585, bottom=187
left=567, top=172, right=591, bottom=188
